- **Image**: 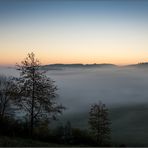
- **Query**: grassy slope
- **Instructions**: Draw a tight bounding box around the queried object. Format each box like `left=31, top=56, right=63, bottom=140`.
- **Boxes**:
left=0, top=136, right=64, bottom=147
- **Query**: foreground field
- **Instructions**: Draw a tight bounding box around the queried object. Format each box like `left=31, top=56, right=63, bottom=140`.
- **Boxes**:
left=0, top=136, right=66, bottom=147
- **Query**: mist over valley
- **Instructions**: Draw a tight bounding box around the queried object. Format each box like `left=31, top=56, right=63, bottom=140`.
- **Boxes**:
left=1, top=65, right=148, bottom=145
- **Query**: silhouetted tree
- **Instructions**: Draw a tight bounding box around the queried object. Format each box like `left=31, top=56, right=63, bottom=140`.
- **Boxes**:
left=88, top=101, right=111, bottom=146
left=16, top=52, right=64, bottom=136
left=0, top=76, right=17, bottom=120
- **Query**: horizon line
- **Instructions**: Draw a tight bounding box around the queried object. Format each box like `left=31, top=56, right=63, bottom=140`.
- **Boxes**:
left=0, top=62, right=147, bottom=68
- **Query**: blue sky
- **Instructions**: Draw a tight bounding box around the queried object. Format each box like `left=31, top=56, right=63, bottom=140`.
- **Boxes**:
left=0, top=0, right=148, bottom=65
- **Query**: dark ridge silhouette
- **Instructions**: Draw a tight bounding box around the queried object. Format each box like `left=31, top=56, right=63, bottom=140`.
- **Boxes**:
left=126, top=62, right=148, bottom=68
left=41, top=63, right=117, bottom=70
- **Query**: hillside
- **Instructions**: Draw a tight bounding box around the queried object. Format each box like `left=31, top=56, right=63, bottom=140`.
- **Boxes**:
left=41, top=63, right=117, bottom=70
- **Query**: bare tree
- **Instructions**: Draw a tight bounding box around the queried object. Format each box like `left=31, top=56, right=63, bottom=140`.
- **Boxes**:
left=16, top=52, right=64, bottom=136
left=0, top=76, right=17, bottom=120
left=88, top=101, right=111, bottom=146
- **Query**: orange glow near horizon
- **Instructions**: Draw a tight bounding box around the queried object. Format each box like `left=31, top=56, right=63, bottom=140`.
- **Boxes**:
left=1, top=49, right=148, bottom=66
left=0, top=1, right=148, bottom=66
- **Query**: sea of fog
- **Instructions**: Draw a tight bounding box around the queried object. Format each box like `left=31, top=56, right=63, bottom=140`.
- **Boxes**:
left=1, top=66, right=148, bottom=146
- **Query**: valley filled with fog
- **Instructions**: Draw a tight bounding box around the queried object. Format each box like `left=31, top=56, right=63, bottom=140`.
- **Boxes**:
left=1, top=66, right=148, bottom=146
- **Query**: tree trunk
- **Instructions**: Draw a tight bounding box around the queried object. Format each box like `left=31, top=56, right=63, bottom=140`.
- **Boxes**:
left=30, top=69, right=35, bottom=137
left=30, top=101, right=34, bottom=137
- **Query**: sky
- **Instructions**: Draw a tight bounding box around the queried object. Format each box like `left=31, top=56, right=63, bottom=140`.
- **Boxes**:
left=0, top=0, right=148, bottom=66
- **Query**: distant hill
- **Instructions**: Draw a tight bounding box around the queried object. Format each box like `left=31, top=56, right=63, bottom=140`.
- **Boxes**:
left=41, top=63, right=117, bottom=70
left=127, top=62, right=148, bottom=68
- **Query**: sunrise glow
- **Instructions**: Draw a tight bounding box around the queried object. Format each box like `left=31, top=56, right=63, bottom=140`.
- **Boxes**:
left=0, top=1, right=148, bottom=66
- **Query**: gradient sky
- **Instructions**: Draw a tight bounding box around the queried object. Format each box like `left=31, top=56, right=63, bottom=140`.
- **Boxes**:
left=0, top=0, right=148, bottom=65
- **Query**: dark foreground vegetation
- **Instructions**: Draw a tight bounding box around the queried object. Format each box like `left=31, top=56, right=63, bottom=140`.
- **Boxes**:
left=0, top=117, right=98, bottom=146
left=0, top=52, right=123, bottom=147
left=0, top=136, right=63, bottom=147
left=0, top=111, right=112, bottom=146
